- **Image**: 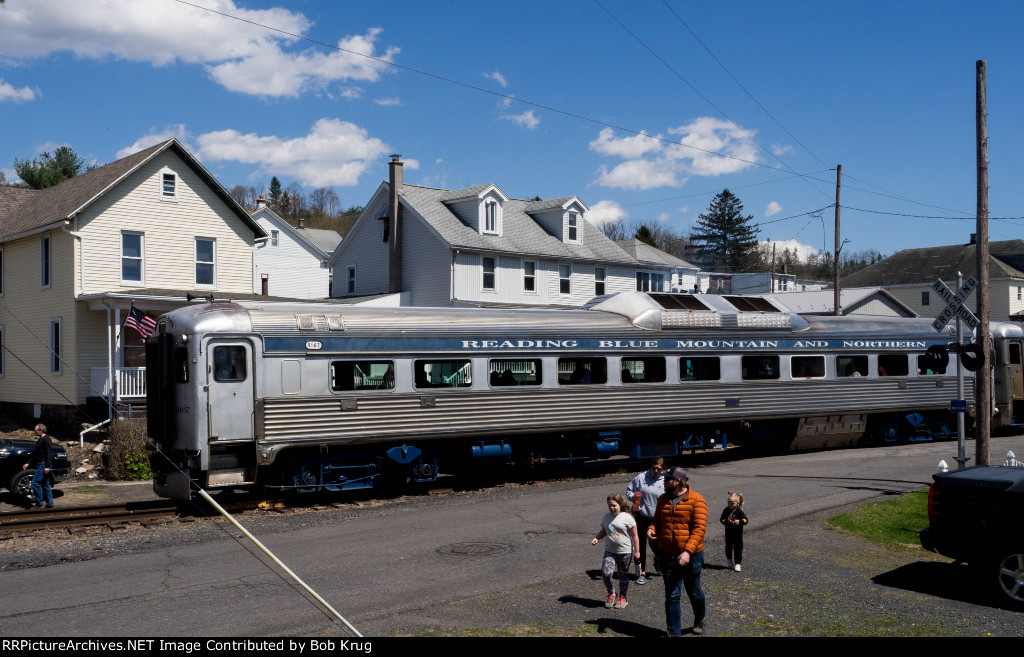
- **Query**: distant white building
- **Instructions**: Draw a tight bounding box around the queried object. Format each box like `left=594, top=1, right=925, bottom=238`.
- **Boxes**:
left=252, top=200, right=341, bottom=299
left=697, top=271, right=795, bottom=294
left=762, top=287, right=918, bottom=317
left=328, top=157, right=681, bottom=307
left=615, top=238, right=699, bottom=294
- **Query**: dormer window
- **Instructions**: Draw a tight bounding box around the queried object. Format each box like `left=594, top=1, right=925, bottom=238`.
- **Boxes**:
left=567, top=212, right=579, bottom=242
left=484, top=200, right=498, bottom=234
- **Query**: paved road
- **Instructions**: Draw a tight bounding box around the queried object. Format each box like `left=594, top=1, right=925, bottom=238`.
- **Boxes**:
left=1, top=436, right=1022, bottom=637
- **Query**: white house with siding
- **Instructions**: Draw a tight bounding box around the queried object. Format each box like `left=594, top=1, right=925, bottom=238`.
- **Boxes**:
left=251, top=200, right=340, bottom=299
left=327, top=157, right=680, bottom=308
left=840, top=236, right=1024, bottom=324
left=0, top=139, right=266, bottom=424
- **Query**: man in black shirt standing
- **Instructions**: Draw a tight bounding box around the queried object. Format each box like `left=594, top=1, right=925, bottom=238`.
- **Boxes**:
left=22, top=423, right=54, bottom=508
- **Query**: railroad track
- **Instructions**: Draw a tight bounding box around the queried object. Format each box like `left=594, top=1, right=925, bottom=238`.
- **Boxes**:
left=0, top=500, right=180, bottom=533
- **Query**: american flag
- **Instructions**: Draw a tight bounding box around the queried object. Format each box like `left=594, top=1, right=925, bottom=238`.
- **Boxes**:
left=125, top=305, right=157, bottom=339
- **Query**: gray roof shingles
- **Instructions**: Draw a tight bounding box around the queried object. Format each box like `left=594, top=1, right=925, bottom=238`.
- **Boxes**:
left=840, top=239, right=1024, bottom=287
left=400, top=184, right=637, bottom=264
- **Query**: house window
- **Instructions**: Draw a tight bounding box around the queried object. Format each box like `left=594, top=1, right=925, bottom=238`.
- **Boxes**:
left=347, top=267, right=356, bottom=294
left=195, top=238, right=216, bottom=287
left=484, top=200, right=498, bottom=234
left=482, top=256, right=496, bottom=290
left=595, top=267, right=606, bottom=296
left=922, top=291, right=930, bottom=306
left=524, top=260, right=536, bottom=293
left=50, top=318, right=61, bottom=374
left=1018, top=287, right=1022, bottom=301
left=636, top=272, right=650, bottom=292
left=121, top=231, right=144, bottom=284
left=652, top=273, right=664, bottom=292
left=567, top=212, right=579, bottom=241
left=161, top=172, right=177, bottom=200
left=559, top=263, right=572, bottom=295
left=40, top=235, right=51, bottom=288
left=271, top=230, right=279, bottom=247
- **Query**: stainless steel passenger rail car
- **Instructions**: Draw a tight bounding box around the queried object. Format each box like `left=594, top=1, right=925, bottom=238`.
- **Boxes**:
left=145, top=292, right=1013, bottom=501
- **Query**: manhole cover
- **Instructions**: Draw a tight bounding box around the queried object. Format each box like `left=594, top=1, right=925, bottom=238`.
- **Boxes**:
left=436, top=542, right=512, bottom=557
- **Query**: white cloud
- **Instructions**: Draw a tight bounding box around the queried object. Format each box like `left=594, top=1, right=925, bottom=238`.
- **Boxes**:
left=338, top=86, right=364, bottom=100
left=772, top=144, right=794, bottom=156
left=117, top=125, right=193, bottom=159
left=592, top=117, right=759, bottom=190
left=0, top=2, right=398, bottom=98
left=0, top=79, right=38, bottom=102
left=195, top=118, right=393, bottom=187
left=500, top=109, right=540, bottom=130
left=765, top=201, right=783, bottom=216
left=374, top=97, right=401, bottom=106
left=589, top=128, right=662, bottom=159
left=656, top=212, right=670, bottom=222
left=761, top=239, right=818, bottom=262
left=585, top=200, right=628, bottom=226
left=483, top=71, right=507, bottom=88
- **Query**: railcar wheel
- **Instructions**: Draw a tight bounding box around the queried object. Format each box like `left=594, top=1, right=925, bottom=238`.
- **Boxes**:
left=996, top=550, right=1024, bottom=606
left=8, top=469, right=36, bottom=502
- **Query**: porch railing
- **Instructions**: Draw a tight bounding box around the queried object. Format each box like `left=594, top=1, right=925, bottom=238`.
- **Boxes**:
left=90, top=367, right=146, bottom=400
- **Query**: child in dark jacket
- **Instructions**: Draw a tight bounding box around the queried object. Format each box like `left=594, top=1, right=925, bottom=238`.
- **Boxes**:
left=720, top=492, right=748, bottom=571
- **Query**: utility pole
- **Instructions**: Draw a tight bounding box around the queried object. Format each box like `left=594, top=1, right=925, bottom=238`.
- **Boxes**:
left=770, top=243, right=776, bottom=292
left=833, top=165, right=842, bottom=316
left=976, top=61, right=991, bottom=464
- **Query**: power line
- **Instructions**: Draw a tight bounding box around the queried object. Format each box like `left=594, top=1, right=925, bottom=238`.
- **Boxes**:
left=593, top=0, right=833, bottom=202
left=659, top=0, right=831, bottom=171
left=619, top=172, right=829, bottom=207
left=170, top=0, right=836, bottom=186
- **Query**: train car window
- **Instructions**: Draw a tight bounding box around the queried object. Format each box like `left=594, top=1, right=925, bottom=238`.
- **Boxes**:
left=1011, top=343, right=1022, bottom=365
left=680, top=356, right=720, bottom=381
left=330, top=360, right=395, bottom=391
left=558, top=357, right=608, bottom=385
left=836, top=355, right=868, bottom=377
left=213, top=346, right=246, bottom=382
left=489, top=359, right=542, bottom=386
left=878, top=354, right=909, bottom=377
left=791, top=355, right=825, bottom=379
left=621, top=357, right=666, bottom=383
left=741, top=355, right=779, bottom=380
left=174, top=347, right=189, bottom=383
left=415, top=359, right=472, bottom=388
left=916, top=355, right=947, bottom=376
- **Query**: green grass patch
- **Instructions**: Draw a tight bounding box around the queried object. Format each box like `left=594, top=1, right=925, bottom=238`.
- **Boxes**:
left=826, top=489, right=929, bottom=551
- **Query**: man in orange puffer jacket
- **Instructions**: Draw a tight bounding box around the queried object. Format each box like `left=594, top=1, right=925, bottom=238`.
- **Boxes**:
left=648, top=466, right=707, bottom=636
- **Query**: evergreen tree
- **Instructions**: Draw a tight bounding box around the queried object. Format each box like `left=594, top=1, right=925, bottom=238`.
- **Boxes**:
left=268, top=176, right=283, bottom=210
left=13, top=146, right=92, bottom=189
left=634, top=225, right=657, bottom=247
left=690, top=189, right=759, bottom=271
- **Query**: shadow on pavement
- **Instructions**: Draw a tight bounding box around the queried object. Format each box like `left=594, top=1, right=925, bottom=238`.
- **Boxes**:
left=584, top=617, right=664, bottom=637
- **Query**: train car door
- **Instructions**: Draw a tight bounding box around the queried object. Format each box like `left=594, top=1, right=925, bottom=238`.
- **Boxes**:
left=206, top=340, right=254, bottom=441
left=1011, top=341, right=1023, bottom=400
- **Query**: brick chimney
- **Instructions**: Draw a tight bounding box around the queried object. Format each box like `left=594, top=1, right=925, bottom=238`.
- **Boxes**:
left=388, top=154, right=403, bottom=294
left=969, top=233, right=977, bottom=245
left=297, top=216, right=306, bottom=229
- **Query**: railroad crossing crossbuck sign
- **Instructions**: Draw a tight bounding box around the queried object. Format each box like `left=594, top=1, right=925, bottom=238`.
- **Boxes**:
left=931, top=276, right=979, bottom=332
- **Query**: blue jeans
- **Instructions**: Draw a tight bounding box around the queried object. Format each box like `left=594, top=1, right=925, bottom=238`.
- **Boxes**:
left=31, top=465, right=53, bottom=507
left=661, top=549, right=705, bottom=636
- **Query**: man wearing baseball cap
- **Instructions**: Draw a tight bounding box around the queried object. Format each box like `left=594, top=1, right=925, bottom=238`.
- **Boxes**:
left=647, top=466, right=707, bottom=636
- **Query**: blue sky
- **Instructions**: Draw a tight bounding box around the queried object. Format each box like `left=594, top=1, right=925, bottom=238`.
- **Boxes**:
left=2, top=0, right=1023, bottom=261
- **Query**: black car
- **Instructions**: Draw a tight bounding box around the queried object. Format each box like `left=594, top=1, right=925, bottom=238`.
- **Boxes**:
left=920, top=464, right=1024, bottom=606
left=0, top=436, right=71, bottom=503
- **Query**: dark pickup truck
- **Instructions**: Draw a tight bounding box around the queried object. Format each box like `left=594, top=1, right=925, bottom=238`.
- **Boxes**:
left=0, top=436, right=71, bottom=503
left=920, top=464, right=1024, bottom=606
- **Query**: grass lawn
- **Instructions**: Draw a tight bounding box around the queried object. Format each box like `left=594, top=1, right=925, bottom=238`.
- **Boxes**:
left=826, top=489, right=930, bottom=551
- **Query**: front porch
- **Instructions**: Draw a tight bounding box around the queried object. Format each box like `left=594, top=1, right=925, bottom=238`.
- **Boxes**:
left=90, top=366, right=146, bottom=401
